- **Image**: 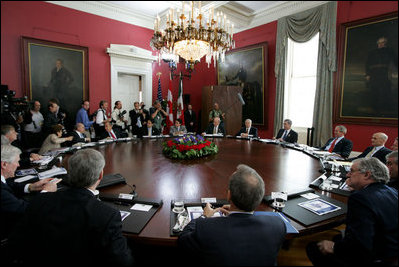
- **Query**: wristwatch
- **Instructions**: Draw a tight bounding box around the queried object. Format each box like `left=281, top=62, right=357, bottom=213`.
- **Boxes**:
left=199, top=215, right=207, bottom=219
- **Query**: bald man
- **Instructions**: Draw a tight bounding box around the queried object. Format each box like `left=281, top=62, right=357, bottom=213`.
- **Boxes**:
left=70, top=123, right=90, bottom=145
left=350, top=132, right=392, bottom=164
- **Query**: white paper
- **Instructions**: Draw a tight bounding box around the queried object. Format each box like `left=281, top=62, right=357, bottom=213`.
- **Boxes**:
left=120, top=211, right=130, bottom=221
left=14, top=175, right=36, bottom=183
left=37, top=167, right=67, bottom=179
left=201, top=197, right=216, bottom=203
left=119, top=193, right=134, bottom=200
left=131, top=203, right=152, bottom=212
left=330, top=176, right=342, bottom=182
left=300, top=193, right=320, bottom=200
left=271, top=192, right=288, bottom=201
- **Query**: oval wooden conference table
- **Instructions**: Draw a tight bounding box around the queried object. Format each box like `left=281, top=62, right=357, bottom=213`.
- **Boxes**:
left=61, top=137, right=347, bottom=246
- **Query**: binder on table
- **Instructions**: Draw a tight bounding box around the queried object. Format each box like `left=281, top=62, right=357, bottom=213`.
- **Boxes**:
left=97, top=173, right=127, bottom=189
left=100, top=192, right=163, bottom=234
left=281, top=193, right=347, bottom=226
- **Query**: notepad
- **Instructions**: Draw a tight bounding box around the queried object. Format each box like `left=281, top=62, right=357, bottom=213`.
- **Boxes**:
left=131, top=203, right=152, bottom=212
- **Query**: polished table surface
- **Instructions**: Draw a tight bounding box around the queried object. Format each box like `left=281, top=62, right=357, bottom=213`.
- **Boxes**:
left=61, top=137, right=348, bottom=245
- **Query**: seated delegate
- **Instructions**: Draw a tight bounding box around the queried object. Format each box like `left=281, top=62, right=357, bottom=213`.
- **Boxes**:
left=349, top=132, right=392, bottom=164
left=320, top=125, right=352, bottom=158
left=235, top=118, right=258, bottom=138
left=306, top=157, right=398, bottom=266
left=141, top=118, right=161, bottom=137
left=38, top=124, right=73, bottom=155
left=202, top=117, right=225, bottom=136
left=274, top=119, right=298, bottom=143
left=8, top=149, right=134, bottom=266
left=169, top=118, right=187, bottom=136
left=178, top=164, right=286, bottom=266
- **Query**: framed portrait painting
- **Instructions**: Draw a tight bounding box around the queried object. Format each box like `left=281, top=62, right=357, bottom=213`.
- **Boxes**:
left=217, top=42, right=267, bottom=126
left=21, top=36, right=89, bottom=126
left=335, top=12, right=398, bottom=125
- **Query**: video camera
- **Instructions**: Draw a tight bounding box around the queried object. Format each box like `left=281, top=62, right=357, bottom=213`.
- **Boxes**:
left=1, top=84, right=29, bottom=115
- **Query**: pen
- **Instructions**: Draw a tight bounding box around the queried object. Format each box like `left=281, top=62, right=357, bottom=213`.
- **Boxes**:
left=49, top=178, right=62, bottom=184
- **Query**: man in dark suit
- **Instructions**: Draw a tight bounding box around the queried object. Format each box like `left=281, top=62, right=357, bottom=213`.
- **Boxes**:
left=320, top=125, right=353, bottom=158
left=235, top=118, right=258, bottom=138
left=386, top=151, right=398, bottom=190
left=274, top=119, right=298, bottom=143
left=184, top=104, right=196, bottom=133
left=70, top=122, right=90, bottom=145
left=306, top=157, right=398, bottom=266
left=349, top=132, right=392, bottom=164
left=202, top=117, right=226, bottom=136
left=129, top=101, right=145, bottom=136
left=141, top=118, right=161, bottom=137
left=178, top=164, right=286, bottom=266
left=99, top=121, right=120, bottom=140
left=1, top=145, right=56, bottom=240
left=8, top=149, right=134, bottom=266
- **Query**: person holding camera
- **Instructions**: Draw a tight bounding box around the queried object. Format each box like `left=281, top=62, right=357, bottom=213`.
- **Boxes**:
left=111, top=100, right=128, bottom=137
left=22, top=100, right=44, bottom=149
left=129, top=101, right=145, bottom=136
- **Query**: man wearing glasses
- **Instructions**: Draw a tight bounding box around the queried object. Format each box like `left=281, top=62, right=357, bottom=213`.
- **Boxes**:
left=307, top=157, right=398, bottom=266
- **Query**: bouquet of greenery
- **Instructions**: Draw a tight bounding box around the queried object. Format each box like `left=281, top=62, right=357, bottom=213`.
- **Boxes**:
left=162, top=134, right=218, bottom=159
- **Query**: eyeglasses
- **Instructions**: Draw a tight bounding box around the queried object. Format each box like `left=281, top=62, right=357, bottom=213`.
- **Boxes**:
left=349, top=169, right=362, bottom=174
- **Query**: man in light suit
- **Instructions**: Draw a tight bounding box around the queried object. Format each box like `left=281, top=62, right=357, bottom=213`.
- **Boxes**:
left=178, top=164, right=286, bottom=266
left=8, top=149, right=134, bottom=266
left=274, top=119, right=298, bottom=143
left=203, top=117, right=225, bottom=136
left=169, top=119, right=187, bottom=136
left=307, top=157, right=398, bottom=266
left=235, top=118, right=258, bottom=138
left=349, top=132, right=392, bottom=164
left=320, top=125, right=353, bottom=158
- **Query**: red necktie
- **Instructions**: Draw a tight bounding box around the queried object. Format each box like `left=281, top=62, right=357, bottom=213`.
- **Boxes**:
left=110, top=131, right=116, bottom=139
left=328, top=138, right=338, bottom=153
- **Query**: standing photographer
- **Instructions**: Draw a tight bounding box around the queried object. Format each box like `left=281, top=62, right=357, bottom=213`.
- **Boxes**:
left=111, top=100, right=128, bottom=138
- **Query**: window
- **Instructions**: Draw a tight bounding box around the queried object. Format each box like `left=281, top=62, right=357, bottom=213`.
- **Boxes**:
left=284, top=33, right=319, bottom=128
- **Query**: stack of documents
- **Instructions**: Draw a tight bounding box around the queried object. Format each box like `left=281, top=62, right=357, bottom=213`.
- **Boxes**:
left=37, top=167, right=67, bottom=179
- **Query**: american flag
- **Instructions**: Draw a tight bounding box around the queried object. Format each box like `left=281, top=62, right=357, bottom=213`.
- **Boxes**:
left=157, top=76, right=163, bottom=102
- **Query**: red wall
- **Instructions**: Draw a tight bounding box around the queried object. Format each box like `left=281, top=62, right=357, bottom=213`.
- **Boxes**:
left=335, top=1, right=398, bottom=150
left=1, top=1, right=153, bottom=113
left=2, top=1, right=397, bottom=150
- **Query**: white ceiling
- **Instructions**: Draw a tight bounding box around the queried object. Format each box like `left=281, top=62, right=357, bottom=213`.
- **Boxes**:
left=47, top=1, right=329, bottom=33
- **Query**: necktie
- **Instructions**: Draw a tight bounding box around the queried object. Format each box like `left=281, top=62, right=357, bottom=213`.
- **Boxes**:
left=328, top=138, right=338, bottom=153
left=110, top=131, right=116, bottom=139
left=148, top=128, right=152, bottom=137
left=366, top=147, right=376, bottom=158
left=282, top=130, right=288, bottom=140
left=247, top=128, right=250, bottom=134
left=213, top=126, right=217, bottom=134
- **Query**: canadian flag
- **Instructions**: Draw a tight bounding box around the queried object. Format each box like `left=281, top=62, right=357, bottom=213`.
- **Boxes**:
left=176, top=77, right=185, bottom=125
left=167, top=76, right=174, bottom=127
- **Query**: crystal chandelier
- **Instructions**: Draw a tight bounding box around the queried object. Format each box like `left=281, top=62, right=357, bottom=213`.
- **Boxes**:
left=150, top=1, right=235, bottom=68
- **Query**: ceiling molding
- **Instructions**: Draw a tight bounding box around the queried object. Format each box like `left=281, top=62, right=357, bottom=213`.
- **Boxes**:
left=46, top=1, right=331, bottom=33
left=46, top=1, right=155, bottom=29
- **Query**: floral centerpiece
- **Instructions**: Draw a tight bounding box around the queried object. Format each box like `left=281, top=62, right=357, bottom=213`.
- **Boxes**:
left=162, top=134, right=218, bottom=159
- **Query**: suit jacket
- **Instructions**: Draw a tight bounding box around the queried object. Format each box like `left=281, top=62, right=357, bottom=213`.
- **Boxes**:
left=9, top=188, right=133, bottom=266
left=333, top=183, right=398, bottom=264
left=276, top=128, right=298, bottom=143
left=235, top=126, right=258, bottom=138
left=99, top=129, right=120, bottom=140
left=141, top=126, right=161, bottom=136
left=1, top=180, right=29, bottom=239
left=205, top=123, right=226, bottom=135
left=70, top=130, right=87, bottom=144
left=351, top=146, right=392, bottom=164
left=320, top=137, right=353, bottom=158
left=169, top=125, right=187, bottom=135
left=178, top=213, right=286, bottom=266
left=184, top=110, right=196, bottom=132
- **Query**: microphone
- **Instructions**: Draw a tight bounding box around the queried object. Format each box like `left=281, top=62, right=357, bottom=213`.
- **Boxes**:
left=127, top=184, right=138, bottom=199
left=237, top=93, right=245, bottom=105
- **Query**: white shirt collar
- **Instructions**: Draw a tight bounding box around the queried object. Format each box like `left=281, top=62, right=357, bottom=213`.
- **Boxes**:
left=1, top=175, right=6, bottom=184
left=86, top=188, right=99, bottom=196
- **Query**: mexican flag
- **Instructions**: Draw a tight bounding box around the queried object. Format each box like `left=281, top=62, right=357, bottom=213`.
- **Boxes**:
left=176, top=77, right=185, bottom=125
